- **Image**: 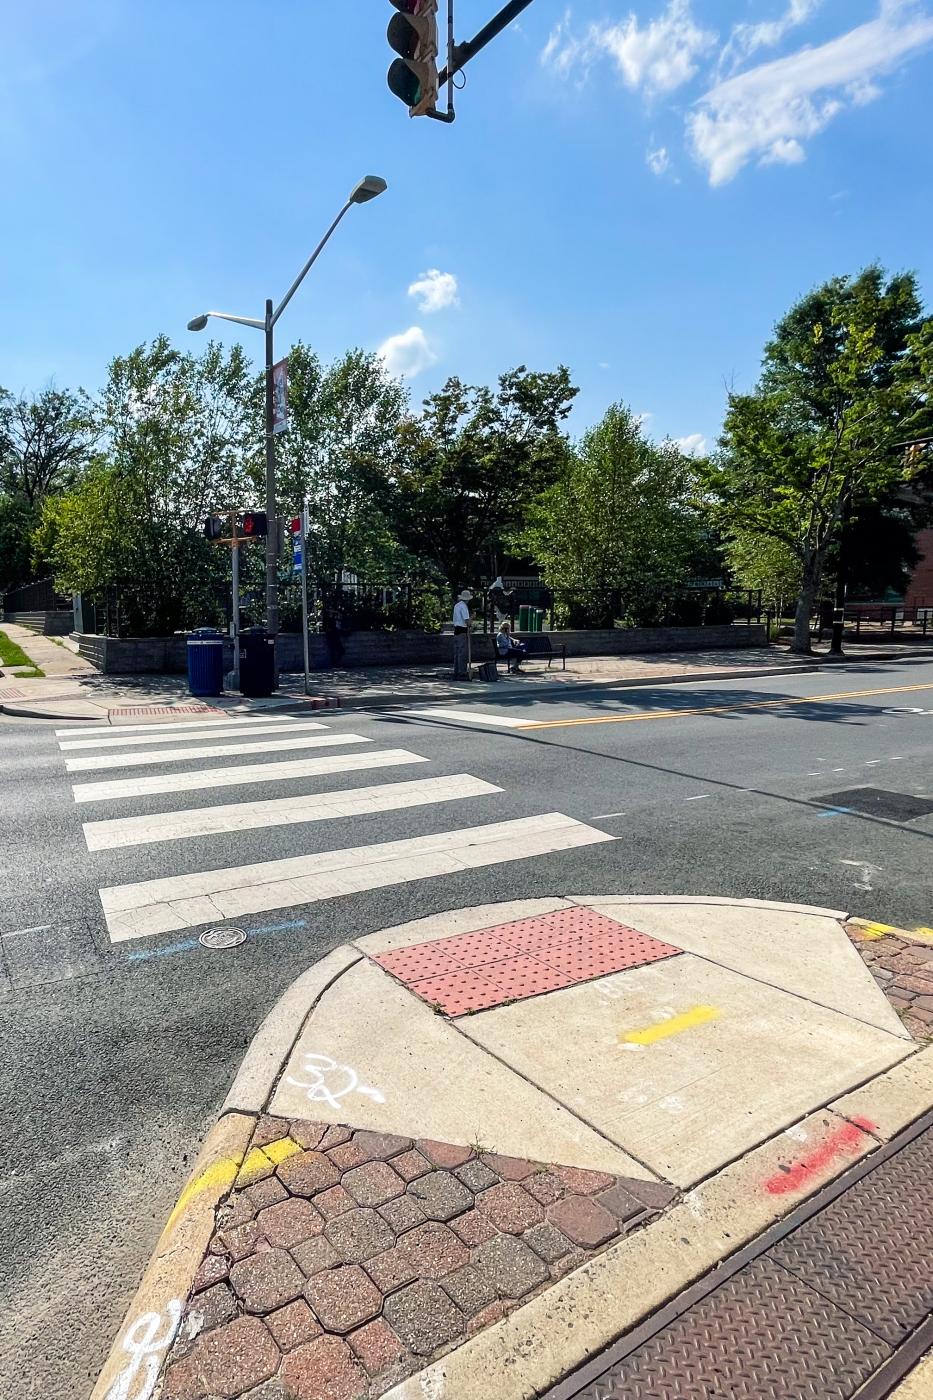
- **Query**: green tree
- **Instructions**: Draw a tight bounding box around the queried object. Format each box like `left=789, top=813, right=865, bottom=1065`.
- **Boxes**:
left=707, top=267, right=932, bottom=653
left=725, top=530, right=799, bottom=627
left=39, top=337, right=254, bottom=633
left=386, top=366, right=577, bottom=588
left=0, top=384, right=93, bottom=590
left=271, top=345, right=411, bottom=590
left=516, top=403, right=704, bottom=627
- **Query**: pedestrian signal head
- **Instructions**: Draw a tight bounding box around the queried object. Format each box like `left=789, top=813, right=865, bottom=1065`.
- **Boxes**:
left=240, top=511, right=268, bottom=538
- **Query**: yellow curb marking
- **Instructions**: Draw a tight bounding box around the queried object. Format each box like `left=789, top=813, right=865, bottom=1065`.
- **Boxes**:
left=166, top=1137, right=300, bottom=1233
left=620, top=1004, right=720, bottom=1046
left=518, top=681, right=933, bottom=730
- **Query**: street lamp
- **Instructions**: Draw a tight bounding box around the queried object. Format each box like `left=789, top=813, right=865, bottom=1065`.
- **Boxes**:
left=187, top=175, right=387, bottom=657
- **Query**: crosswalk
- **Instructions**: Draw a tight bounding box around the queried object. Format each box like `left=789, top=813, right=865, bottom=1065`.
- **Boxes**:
left=55, top=713, right=614, bottom=945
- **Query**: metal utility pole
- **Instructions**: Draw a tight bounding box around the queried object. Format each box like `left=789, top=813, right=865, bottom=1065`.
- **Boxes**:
left=438, top=0, right=535, bottom=86
left=187, top=176, right=387, bottom=677
left=264, top=298, right=278, bottom=637
left=230, top=512, right=241, bottom=687
left=300, top=501, right=311, bottom=696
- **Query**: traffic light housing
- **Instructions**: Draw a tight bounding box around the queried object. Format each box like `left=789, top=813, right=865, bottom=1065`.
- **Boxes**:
left=204, top=515, right=225, bottom=541
left=387, top=0, right=439, bottom=117
left=240, top=511, right=268, bottom=538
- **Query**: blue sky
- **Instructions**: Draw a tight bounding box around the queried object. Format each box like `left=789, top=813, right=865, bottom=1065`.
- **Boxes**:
left=2, top=0, right=932, bottom=453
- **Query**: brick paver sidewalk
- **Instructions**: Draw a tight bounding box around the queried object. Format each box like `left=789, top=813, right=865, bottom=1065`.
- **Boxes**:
left=161, top=1121, right=676, bottom=1399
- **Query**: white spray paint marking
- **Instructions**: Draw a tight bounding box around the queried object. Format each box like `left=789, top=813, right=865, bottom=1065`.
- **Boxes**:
left=784, top=1124, right=809, bottom=1143
left=839, top=859, right=880, bottom=893
left=105, top=1301, right=182, bottom=1400
left=286, top=1053, right=385, bottom=1111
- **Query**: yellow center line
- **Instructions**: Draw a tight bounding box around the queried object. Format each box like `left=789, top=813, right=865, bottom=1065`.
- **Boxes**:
left=518, top=681, right=933, bottom=730
left=621, top=1004, right=721, bottom=1046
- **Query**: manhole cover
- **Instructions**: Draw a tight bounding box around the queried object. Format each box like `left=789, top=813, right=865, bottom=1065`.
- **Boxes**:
left=817, top=787, right=933, bottom=822
left=199, top=926, right=248, bottom=949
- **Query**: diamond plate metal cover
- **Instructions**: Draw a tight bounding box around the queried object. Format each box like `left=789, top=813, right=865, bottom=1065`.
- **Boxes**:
left=375, top=908, right=681, bottom=1015
left=769, top=1127, right=933, bottom=1346
left=568, top=1256, right=891, bottom=1399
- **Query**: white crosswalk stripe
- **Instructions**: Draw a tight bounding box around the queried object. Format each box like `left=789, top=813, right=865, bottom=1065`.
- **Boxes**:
left=100, top=814, right=613, bottom=942
left=72, top=748, right=426, bottom=803
left=65, top=731, right=369, bottom=773
left=55, top=714, right=290, bottom=738
left=59, top=718, right=329, bottom=751
left=400, top=707, right=532, bottom=728
left=54, top=712, right=613, bottom=946
left=82, top=774, right=502, bottom=850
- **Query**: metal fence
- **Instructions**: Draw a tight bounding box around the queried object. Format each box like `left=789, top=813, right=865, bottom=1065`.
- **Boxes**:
left=0, top=577, right=70, bottom=613
left=479, top=585, right=763, bottom=634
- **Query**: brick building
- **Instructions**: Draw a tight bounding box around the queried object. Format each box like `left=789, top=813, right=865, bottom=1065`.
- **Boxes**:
left=906, top=528, right=933, bottom=605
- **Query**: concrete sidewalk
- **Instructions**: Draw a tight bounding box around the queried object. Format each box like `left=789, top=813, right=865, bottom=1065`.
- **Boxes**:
left=91, top=896, right=933, bottom=1400
left=0, top=619, right=96, bottom=680
left=3, top=642, right=931, bottom=723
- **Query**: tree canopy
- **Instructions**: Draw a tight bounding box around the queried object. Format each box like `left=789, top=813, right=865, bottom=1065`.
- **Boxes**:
left=516, top=403, right=706, bottom=627
left=706, top=266, right=932, bottom=651
left=384, top=366, right=577, bottom=588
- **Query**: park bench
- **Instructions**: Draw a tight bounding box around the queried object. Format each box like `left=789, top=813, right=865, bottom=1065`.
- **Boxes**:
left=491, top=633, right=566, bottom=672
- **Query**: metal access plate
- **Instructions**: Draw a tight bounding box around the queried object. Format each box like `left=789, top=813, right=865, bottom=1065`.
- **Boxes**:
left=817, top=787, right=933, bottom=821
left=566, top=1255, right=891, bottom=1399
left=769, top=1127, right=933, bottom=1345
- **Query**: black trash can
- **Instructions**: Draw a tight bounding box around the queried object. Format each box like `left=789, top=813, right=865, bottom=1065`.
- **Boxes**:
left=239, top=627, right=276, bottom=698
left=186, top=628, right=224, bottom=697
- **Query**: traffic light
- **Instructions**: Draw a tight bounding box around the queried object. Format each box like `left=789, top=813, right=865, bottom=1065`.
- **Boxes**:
left=240, top=511, right=268, bottom=538
left=204, top=515, right=225, bottom=541
left=387, top=0, right=439, bottom=117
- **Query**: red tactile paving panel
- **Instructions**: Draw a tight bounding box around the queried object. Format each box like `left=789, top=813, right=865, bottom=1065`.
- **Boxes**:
left=375, top=909, right=681, bottom=1016
left=539, top=930, right=679, bottom=983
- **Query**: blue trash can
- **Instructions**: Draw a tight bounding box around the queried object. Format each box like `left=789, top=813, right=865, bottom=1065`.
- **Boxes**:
left=186, top=628, right=225, bottom=697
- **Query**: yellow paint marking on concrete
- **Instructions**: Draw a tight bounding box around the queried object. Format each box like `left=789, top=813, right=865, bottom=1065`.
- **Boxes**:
left=166, top=1137, right=301, bottom=1231
left=911, top=926, right=933, bottom=943
left=518, top=681, right=933, bottom=730
left=621, top=1004, right=720, bottom=1046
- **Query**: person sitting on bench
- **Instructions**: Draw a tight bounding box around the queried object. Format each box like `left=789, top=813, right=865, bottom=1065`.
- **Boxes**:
left=496, top=620, right=527, bottom=673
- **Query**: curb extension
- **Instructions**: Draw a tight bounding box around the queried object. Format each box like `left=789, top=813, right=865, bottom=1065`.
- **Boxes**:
left=91, top=947, right=361, bottom=1399
left=90, top=1111, right=256, bottom=1400
left=90, top=904, right=933, bottom=1400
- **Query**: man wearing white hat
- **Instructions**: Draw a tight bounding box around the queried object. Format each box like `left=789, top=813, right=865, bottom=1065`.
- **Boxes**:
left=452, top=589, right=472, bottom=679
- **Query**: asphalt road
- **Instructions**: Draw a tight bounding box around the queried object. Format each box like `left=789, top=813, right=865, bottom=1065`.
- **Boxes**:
left=2, top=655, right=932, bottom=1399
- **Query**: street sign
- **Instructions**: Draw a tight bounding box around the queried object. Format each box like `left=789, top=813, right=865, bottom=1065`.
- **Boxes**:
left=272, top=358, right=288, bottom=435
left=293, top=543, right=303, bottom=574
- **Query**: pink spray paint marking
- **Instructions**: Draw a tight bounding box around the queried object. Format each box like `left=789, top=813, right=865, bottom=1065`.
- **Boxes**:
left=764, top=1117, right=877, bottom=1196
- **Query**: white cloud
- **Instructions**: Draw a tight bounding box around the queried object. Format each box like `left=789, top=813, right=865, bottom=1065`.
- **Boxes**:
left=674, top=433, right=708, bottom=456
left=542, top=1, right=717, bottom=96
left=689, top=2, right=933, bottom=185
left=719, top=0, right=823, bottom=74
left=407, top=268, right=460, bottom=313
left=377, top=326, right=438, bottom=379
left=646, top=144, right=670, bottom=175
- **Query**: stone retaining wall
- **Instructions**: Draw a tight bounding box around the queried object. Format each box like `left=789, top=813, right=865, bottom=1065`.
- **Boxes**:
left=1, top=610, right=74, bottom=636
left=74, top=625, right=766, bottom=675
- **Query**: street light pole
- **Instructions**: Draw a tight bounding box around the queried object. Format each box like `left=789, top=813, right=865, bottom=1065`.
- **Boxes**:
left=264, top=297, right=277, bottom=637
left=188, top=175, right=387, bottom=664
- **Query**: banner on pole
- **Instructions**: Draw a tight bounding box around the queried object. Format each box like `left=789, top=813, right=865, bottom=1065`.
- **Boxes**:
left=272, top=358, right=288, bottom=435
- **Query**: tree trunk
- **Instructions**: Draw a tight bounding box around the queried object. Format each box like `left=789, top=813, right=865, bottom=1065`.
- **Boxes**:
left=792, top=554, right=822, bottom=654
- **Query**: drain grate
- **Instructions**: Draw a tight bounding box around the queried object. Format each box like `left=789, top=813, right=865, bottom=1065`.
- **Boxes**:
left=816, top=787, right=933, bottom=822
